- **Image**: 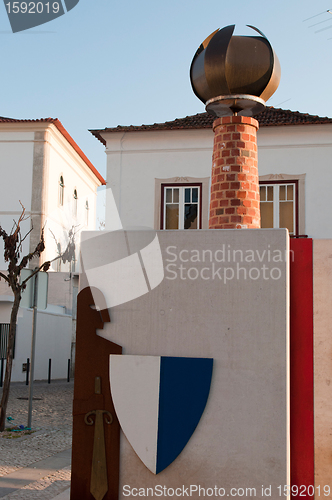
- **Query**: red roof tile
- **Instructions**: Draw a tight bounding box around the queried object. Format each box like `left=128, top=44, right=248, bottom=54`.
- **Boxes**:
left=0, top=116, right=105, bottom=185
left=90, top=107, right=332, bottom=146
left=0, top=116, right=55, bottom=124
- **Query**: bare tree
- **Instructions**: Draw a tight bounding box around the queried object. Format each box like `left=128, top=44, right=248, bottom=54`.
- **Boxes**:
left=0, top=204, right=75, bottom=431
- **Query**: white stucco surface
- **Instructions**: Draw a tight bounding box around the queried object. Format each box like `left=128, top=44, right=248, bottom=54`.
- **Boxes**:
left=0, top=122, right=102, bottom=272
left=8, top=306, right=72, bottom=382
left=0, top=299, right=14, bottom=323
left=44, top=127, right=99, bottom=267
left=0, top=132, right=34, bottom=269
left=258, top=125, right=332, bottom=240
left=0, top=139, right=34, bottom=213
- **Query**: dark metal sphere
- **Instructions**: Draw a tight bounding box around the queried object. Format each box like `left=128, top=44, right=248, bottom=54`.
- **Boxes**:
left=190, top=25, right=280, bottom=116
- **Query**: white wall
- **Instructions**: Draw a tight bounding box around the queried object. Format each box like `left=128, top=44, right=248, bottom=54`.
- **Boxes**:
left=0, top=300, right=13, bottom=323
left=0, top=131, right=34, bottom=214
left=0, top=131, right=35, bottom=269
left=43, top=126, right=99, bottom=270
left=8, top=306, right=72, bottom=382
left=258, top=125, right=332, bottom=239
left=0, top=122, right=101, bottom=273
left=104, top=129, right=213, bottom=229
left=102, top=124, right=332, bottom=239
left=0, top=273, right=76, bottom=381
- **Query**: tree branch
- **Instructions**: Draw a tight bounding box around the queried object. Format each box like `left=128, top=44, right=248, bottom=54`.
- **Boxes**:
left=21, top=263, right=48, bottom=287
left=12, top=202, right=26, bottom=238
left=0, top=272, right=9, bottom=283
left=20, top=226, right=33, bottom=245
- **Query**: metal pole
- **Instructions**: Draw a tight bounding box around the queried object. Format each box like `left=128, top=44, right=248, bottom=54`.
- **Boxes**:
left=0, top=358, right=4, bottom=388
left=67, top=358, right=70, bottom=382
left=27, top=272, right=38, bottom=429
left=48, top=359, right=51, bottom=384
left=26, top=358, right=30, bottom=385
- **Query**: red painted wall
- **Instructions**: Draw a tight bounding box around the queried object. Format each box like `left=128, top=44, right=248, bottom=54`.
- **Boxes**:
left=290, top=238, right=314, bottom=497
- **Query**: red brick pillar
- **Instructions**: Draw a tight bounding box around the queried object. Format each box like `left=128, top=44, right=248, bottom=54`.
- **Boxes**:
left=209, top=116, right=260, bottom=229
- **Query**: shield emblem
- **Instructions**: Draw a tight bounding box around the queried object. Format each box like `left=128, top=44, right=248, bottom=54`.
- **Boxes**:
left=109, top=355, right=213, bottom=474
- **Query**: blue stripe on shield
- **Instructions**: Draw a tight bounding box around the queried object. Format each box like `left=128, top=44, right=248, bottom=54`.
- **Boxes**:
left=156, top=357, right=213, bottom=474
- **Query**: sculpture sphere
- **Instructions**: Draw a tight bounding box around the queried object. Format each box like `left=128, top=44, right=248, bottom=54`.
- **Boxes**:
left=190, top=25, right=281, bottom=116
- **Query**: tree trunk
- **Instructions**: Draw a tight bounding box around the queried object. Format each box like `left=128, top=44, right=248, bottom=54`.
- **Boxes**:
left=0, top=292, right=21, bottom=431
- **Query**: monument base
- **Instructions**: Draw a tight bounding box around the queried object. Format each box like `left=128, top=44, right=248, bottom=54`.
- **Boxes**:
left=77, top=228, right=290, bottom=499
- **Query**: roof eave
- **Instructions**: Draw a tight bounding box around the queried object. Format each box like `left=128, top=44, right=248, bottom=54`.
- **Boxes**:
left=89, top=129, right=107, bottom=147
left=89, top=107, right=332, bottom=135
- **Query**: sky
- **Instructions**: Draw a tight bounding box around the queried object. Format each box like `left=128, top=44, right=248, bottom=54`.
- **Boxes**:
left=1, top=0, right=332, bottom=216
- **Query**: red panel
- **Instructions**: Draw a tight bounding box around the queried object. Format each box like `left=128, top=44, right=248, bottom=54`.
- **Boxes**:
left=290, top=239, right=314, bottom=497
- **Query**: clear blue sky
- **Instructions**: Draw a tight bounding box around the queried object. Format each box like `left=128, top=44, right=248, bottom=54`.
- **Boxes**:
left=1, top=0, right=331, bottom=183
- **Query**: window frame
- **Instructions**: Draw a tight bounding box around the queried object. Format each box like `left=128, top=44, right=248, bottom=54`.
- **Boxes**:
left=259, top=179, right=299, bottom=236
left=85, top=199, right=89, bottom=226
left=59, top=175, right=65, bottom=207
left=155, top=177, right=210, bottom=230
left=160, top=183, right=203, bottom=230
left=73, top=188, right=78, bottom=218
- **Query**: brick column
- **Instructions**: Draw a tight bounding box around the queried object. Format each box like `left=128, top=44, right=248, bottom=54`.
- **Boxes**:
left=209, top=116, right=260, bottom=229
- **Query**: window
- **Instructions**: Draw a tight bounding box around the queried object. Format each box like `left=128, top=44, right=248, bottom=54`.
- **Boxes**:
left=155, top=177, right=209, bottom=230
left=85, top=199, right=89, bottom=226
left=161, top=184, right=202, bottom=230
left=0, top=324, right=14, bottom=359
left=260, top=181, right=298, bottom=235
left=73, top=189, right=78, bottom=217
left=59, top=176, right=64, bottom=206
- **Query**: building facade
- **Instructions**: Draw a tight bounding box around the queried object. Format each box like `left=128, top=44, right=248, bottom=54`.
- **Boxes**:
left=91, top=107, right=332, bottom=239
left=0, top=116, right=105, bottom=271
left=0, top=115, right=105, bottom=381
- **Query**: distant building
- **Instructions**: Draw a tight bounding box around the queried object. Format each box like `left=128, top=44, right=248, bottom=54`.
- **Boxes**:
left=0, top=115, right=105, bottom=381
left=0, top=116, right=105, bottom=271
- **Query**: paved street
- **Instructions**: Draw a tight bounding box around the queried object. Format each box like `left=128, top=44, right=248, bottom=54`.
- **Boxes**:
left=0, top=380, right=73, bottom=499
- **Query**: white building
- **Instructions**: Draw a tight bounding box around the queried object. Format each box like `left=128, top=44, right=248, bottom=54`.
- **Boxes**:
left=0, top=115, right=105, bottom=381
left=91, top=107, right=332, bottom=492
left=0, top=116, right=105, bottom=271
left=91, top=107, right=332, bottom=239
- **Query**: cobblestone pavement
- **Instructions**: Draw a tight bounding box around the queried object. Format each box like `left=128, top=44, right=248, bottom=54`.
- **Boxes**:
left=0, top=380, right=73, bottom=498
left=0, top=467, right=71, bottom=500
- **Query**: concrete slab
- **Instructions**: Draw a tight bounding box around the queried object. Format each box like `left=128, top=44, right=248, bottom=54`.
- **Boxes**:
left=0, top=448, right=71, bottom=498
left=80, top=229, right=290, bottom=499
left=52, top=487, right=70, bottom=500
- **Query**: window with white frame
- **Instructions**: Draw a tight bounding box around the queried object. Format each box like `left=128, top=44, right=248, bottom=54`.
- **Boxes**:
left=59, top=176, right=64, bottom=206
left=161, top=184, right=201, bottom=230
left=73, top=189, right=78, bottom=217
left=260, top=181, right=298, bottom=235
left=85, top=199, right=89, bottom=226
